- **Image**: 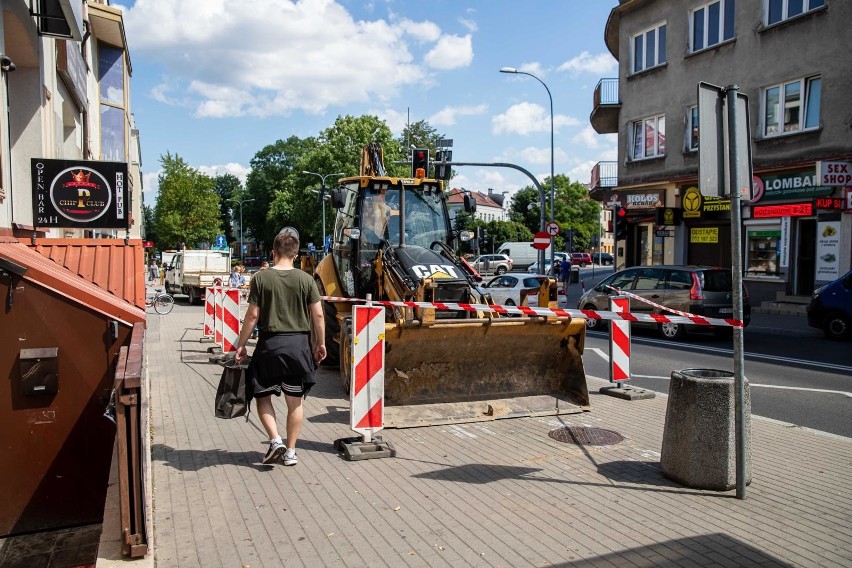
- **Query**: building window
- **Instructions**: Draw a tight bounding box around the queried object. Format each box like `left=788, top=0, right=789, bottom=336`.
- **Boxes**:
left=762, top=75, right=820, bottom=136
left=690, top=0, right=735, bottom=53
left=631, top=22, right=666, bottom=74
left=98, top=42, right=126, bottom=161
left=630, top=115, right=666, bottom=160
left=766, top=0, right=825, bottom=26
left=687, top=106, right=699, bottom=152
left=746, top=227, right=781, bottom=276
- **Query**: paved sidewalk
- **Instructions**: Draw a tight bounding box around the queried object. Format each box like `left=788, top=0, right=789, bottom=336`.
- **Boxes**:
left=144, top=306, right=852, bottom=567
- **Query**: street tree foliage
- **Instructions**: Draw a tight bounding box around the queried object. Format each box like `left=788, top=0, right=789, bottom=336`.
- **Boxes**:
left=453, top=211, right=531, bottom=256
left=213, top=174, right=242, bottom=245
left=142, top=203, right=156, bottom=243
left=508, top=175, right=599, bottom=251
left=154, top=153, right=221, bottom=249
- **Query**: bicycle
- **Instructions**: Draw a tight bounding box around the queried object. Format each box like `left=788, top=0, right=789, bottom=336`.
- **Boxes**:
left=146, top=288, right=175, bottom=315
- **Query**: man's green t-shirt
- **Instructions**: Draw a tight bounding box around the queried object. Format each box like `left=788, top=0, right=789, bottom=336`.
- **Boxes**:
left=247, top=268, right=320, bottom=333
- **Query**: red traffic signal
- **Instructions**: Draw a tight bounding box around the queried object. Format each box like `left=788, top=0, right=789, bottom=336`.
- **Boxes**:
left=412, top=148, right=429, bottom=178
left=613, top=206, right=628, bottom=240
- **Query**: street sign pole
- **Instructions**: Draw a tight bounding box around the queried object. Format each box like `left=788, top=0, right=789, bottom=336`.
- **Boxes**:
left=726, top=85, right=747, bottom=500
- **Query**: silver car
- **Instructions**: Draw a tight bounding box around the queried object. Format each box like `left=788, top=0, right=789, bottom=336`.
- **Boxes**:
left=482, top=274, right=549, bottom=308
left=471, top=254, right=512, bottom=275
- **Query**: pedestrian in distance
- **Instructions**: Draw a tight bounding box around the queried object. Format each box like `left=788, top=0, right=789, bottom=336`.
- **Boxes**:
left=235, top=227, right=326, bottom=466
left=149, top=259, right=159, bottom=283
left=229, top=266, right=245, bottom=288
left=560, top=258, right=571, bottom=290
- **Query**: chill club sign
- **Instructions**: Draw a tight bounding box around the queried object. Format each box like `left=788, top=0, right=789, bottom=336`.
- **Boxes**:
left=31, top=159, right=129, bottom=229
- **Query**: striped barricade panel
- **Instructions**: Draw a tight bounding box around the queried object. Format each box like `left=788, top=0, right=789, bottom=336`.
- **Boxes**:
left=609, top=296, right=630, bottom=382
left=350, top=305, right=385, bottom=435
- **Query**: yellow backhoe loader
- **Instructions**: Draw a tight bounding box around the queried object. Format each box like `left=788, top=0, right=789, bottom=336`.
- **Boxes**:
left=312, top=144, right=589, bottom=427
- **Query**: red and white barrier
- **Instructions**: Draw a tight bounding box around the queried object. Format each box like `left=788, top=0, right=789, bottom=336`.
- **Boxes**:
left=221, top=289, right=240, bottom=353
left=349, top=305, right=386, bottom=442
left=203, top=288, right=216, bottom=339
left=609, top=296, right=630, bottom=383
left=320, top=296, right=744, bottom=328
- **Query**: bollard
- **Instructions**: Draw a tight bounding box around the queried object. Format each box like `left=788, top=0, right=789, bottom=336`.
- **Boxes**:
left=660, top=369, right=751, bottom=491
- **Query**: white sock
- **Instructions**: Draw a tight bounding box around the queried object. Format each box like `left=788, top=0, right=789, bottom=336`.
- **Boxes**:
left=271, top=436, right=282, bottom=445
left=284, top=448, right=295, bottom=456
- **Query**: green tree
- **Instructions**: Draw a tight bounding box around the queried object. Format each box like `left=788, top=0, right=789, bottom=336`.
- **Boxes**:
left=553, top=175, right=600, bottom=251
left=213, top=174, right=242, bottom=245
left=153, top=153, right=221, bottom=249
left=142, top=203, right=156, bottom=243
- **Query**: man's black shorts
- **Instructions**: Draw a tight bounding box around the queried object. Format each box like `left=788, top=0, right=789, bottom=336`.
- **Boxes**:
left=251, top=332, right=316, bottom=399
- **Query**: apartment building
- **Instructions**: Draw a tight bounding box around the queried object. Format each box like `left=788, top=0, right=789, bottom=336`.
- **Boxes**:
left=590, top=0, right=851, bottom=303
left=1, top=0, right=142, bottom=239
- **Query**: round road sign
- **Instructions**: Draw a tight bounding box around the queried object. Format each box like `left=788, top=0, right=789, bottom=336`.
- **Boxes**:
left=533, top=231, right=550, bottom=250
left=545, top=221, right=560, bottom=236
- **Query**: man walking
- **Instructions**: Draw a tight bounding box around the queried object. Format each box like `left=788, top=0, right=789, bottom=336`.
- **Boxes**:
left=235, top=227, right=326, bottom=466
left=560, top=257, right=571, bottom=291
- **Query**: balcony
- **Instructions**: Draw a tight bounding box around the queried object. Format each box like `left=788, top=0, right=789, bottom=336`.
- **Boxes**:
left=590, top=161, right=618, bottom=190
left=590, top=78, right=620, bottom=134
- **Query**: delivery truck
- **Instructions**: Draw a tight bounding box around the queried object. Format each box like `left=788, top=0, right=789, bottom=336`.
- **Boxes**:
left=164, top=250, right=231, bottom=304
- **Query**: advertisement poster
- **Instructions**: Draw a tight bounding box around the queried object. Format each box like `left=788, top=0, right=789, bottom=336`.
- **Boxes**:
left=780, top=217, right=790, bottom=268
left=31, top=159, right=129, bottom=229
left=815, top=221, right=840, bottom=280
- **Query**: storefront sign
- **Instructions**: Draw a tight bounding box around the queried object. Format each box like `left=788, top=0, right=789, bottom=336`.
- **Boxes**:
left=816, top=220, right=841, bottom=279
left=655, top=207, right=681, bottom=226
left=31, top=159, right=129, bottom=229
left=754, top=170, right=833, bottom=201
left=752, top=203, right=813, bottom=218
left=690, top=227, right=718, bottom=243
left=816, top=161, right=852, bottom=186
left=624, top=191, right=663, bottom=209
left=779, top=217, right=790, bottom=268
left=845, top=188, right=852, bottom=213
left=814, top=197, right=843, bottom=211
left=682, top=187, right=703, bottom=219
left=655, top=228, right=673, bottom=237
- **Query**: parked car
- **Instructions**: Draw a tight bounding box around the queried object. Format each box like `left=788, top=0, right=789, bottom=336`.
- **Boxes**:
left=470, top=254, right=512, bottom=275
left=577, top=265, right=751, bottom=339
left=591, top=252, right=614, bottom=266
left=482, top=274, right=549, bottom=308
left=527, top=259, right=555, bottom=275
left=570, top=252, right=592, bottom=267
left=807, top=270, right=852, bottom=340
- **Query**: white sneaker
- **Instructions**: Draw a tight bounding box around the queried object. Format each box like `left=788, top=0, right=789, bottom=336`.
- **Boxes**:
left=282, top=450, right=298, bottom=466
left=262, top=441, right=285, bottom=465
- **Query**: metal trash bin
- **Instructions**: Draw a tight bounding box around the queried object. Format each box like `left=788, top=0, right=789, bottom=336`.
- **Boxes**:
left=570, top=268, right=579, bottom=283
left=660, top=369, right=751, bottom=491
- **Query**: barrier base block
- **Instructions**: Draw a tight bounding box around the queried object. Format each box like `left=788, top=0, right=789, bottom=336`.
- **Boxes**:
left=206, top=345, right=222, bottom=354
left=200, top=336, right=215, bottom=343
left=599, top=384, right=656, bottom=400
left=334, top=436, right=396, bottom=461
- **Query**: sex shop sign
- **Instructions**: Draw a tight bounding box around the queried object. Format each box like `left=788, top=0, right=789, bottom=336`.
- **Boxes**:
left=31, top=159, right=129, bottom=229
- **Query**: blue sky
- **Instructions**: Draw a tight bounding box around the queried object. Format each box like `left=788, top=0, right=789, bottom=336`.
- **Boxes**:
left=118, top=0, right=619, bottom=206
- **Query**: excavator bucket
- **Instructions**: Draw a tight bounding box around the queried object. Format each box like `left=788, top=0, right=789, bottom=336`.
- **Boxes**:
left=340, top=313, right=590, bottom=428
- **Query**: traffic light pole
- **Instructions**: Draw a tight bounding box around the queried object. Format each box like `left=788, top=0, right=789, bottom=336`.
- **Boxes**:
left=443, top=161, right=548, bottom=269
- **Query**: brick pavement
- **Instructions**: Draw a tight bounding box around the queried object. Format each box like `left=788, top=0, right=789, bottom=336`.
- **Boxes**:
left=144, top=304, right=852, bottom=567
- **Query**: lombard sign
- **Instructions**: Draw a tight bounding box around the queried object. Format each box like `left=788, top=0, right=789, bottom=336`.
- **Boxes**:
left=752, top=170, right=834, bottom=202
left=31, top=159, right=129, bottom=229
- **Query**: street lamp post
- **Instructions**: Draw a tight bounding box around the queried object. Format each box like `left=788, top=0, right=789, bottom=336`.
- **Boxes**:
left=500, top=66, right=556, bottom=271
left=232, top=198, right=255, bottom=262
left=303, top=170, right=344, bottom=258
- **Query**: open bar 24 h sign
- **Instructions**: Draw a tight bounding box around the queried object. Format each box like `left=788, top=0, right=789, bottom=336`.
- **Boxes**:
left=31, top=159, right=130, bottom=229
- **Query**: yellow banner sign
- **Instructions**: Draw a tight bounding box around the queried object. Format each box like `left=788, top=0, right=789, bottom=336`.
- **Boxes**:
left=690, top=227, right=719, bottom=243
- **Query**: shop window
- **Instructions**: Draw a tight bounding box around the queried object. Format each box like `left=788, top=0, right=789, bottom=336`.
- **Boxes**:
left=746, top=228, right=781, bottom=276
left=762, top=75, right=820, bottom=137
left=766, top=0, right=825, bottom=26
left=631, top=22, right=667, bottom=74
left=690, top=0, right=736, bottom=53
left=630, top=115, right=666, bottom=160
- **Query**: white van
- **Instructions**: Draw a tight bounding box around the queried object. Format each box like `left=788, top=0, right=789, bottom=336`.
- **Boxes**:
left=497, top=241, right=539, bottom=270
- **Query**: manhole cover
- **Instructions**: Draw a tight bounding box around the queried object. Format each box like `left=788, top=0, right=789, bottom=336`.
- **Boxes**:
left=548, top=426, right=624, bottom=446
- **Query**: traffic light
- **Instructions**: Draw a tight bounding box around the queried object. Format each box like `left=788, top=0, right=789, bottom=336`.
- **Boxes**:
left=412, top=148, right=429, bottom=178
left=613, top=206, right=628, bottom=240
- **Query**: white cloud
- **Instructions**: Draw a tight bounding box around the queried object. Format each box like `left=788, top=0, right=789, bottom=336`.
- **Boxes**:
left=458, top=17, right=477, bottom=32
left=121, top=0, right=451, bottom=117
left=424, top=34, right=473, bottom=69
left=399, top=18, right=442, bottom=42
left=557, top=51, right=617, bottom=75
left=491, top=103, right=580, bottom=136
left=428, top=104, right=488, bottom=126
left=198, top=162, right=252, bottom=183
left=571, top=126, right=617, bottom=150
left=373, top=108, right=410, bottom=135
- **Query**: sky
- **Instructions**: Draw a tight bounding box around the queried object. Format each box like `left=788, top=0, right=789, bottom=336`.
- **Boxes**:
left=117, top=0, right=619, bottom=208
